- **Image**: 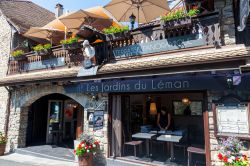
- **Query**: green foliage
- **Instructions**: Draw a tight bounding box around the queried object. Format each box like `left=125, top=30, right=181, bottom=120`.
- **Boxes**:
left=60, top=37, right=79, bottom=45
left=102, top=26, right=129, bottom=34
left=161, top=9, right=199, bottom=22
left=187, top=9, right=200, bottom=17
left=33, top=44, right=44, bottom=51
left=33, top=43, right=52, bottom=51
left=74, top=133, right=100, bottom=157
left=43, top=43, right=52, bottom=50
left=0, top=132, right=6, bottom=144
left=11, top=50, right=24, bottom=57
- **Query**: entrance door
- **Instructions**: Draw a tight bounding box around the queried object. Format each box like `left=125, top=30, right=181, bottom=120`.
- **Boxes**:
left=46, top=100, right=63, bottom=144
left=63, top=100, right=79, bottom=141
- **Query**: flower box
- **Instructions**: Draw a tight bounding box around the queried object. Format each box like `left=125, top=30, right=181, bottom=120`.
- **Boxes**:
left=34, top=49, right=52, bottom=56
left=62, top=42, right=81, bottom=50
left=11, top=55, right=27, bottom=61
left=106, top=31, right=130, bottom=41
left=161, top=17, right=192, bottom=29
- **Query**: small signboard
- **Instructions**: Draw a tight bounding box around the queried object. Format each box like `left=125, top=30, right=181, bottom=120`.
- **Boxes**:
left=87, top=110, right=94, bottom=127
left=237, top=0, right=249, bottom=31
left=93, top=110, right=104, bottom=131
left=77, top=66, right=98, bottom=77
left=216, top=105, right=249, bottom=134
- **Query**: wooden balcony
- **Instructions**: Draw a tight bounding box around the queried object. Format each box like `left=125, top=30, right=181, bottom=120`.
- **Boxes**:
left=7, top=13, right=221, bottom=75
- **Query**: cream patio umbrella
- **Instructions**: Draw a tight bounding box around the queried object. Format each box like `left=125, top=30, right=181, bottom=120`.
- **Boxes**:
left=104, top=0, right=170, bottom=24
left=24, top=26, right=65, bottom=45
left=59, top=9, right=113, bottom=31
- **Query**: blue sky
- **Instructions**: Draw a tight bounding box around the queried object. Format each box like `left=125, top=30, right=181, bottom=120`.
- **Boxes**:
left=31, top=0, right=111, bottom=12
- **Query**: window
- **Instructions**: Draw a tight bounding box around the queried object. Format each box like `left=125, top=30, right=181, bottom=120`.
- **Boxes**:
left=173, top=101, right=203, bottom=116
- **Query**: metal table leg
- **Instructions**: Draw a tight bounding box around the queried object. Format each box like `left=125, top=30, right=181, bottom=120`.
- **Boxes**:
left=146, top=139, right=149, bottom=157
left=170, top=142, right=175, bottom=161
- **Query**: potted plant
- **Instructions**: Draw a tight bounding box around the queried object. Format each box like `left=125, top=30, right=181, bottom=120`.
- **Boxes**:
left=0, top=132, right=7, bottom=156
left=74, top=133, right=100, bottom=166
left=160, top=8, right=199, bottom=29
left=103, top=26, right=130, bottom=41
left=60, top=37, right=81, bottom=50
left=217, top=137, right=249, bottom=166
left=33, top=43, right=52, bottom=56
left=11, top=50, right=25, bottom=60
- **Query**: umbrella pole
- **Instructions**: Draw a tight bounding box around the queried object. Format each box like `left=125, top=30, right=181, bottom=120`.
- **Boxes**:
left=137, top=5, right=140, bottom=26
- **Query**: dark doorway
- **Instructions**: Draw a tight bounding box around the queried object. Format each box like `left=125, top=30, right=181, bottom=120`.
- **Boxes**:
left=26, top=96, right=48, bottom=145
left=26, top=93, right=84, bottom=146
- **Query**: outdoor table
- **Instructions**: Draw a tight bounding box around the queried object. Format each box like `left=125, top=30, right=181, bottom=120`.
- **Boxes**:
left=156, top=134, right=182, bottom=162
left=132, top=133, right=156, bottom=158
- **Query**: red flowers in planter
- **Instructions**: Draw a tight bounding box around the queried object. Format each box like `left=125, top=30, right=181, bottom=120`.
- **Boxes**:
left=217, top=137, right=249, bottom=166
left=74, top=134, right=100, bottom=158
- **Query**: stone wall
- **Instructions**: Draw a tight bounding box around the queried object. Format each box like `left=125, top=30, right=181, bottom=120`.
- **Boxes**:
left=207, top=90, right=250, bottom=165
left=83, top=95, right=109, bottom=165
left=0, top=13, right=11, bottom=133
left=214, top=0, right=236, bottom=45
left=6, top=84, right=109, bottom=163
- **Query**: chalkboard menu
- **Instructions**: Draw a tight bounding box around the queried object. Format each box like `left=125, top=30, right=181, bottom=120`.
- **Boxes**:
left=216, top=105, right=249, bottom=134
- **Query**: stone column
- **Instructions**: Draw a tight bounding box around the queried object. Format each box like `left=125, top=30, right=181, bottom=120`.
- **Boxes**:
left=215, top=0, right=236, bottom=45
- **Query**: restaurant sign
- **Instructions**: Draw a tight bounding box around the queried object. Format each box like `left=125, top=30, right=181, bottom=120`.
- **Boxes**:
left=64, top=75, right=248, bottom=93
left=112, top=33, right=205, bottom=58
left=237, top=0, right=249, bottom=31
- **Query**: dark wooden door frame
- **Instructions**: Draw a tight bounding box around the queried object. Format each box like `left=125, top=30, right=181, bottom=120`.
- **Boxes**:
left=203, top=110, right=211, bottom=166
left=203, top=91, right=211, bottom=166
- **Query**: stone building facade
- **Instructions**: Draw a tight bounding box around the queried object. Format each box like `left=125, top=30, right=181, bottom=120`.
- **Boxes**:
left=6, top=84, right=109, bottom=164
left=0, top=1, right=250, bottom=166
left=0, top=0, right=55, bottom=134
left=0, top=12, right=12, bottom=133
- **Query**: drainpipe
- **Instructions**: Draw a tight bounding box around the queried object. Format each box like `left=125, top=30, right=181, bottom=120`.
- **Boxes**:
left=4, top=86, right=11, bottom=138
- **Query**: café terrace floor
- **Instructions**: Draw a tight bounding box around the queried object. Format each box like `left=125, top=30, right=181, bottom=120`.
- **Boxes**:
left=14, top=142, right=205, bottom=166
left=122, top=141, right=206, bottom=166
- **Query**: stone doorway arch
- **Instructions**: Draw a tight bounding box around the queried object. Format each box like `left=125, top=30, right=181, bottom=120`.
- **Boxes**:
left=7, top=85, right=90, bottom=149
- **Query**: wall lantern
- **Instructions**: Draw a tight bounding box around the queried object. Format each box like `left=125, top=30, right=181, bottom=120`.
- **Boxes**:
left=129, top=13, right=136, bottom=30
left=226, top=77, right=233, bottom=89
left=150, top=102, right=157, bottom=115
left=182, top=97, right=190, bottom=105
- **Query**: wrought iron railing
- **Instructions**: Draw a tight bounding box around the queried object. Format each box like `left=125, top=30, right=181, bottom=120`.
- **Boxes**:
left=7, top=13, right=220, bottom=75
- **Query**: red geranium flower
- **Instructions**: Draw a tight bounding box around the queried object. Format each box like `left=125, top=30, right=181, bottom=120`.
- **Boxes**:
left=223, top=156, right=228, bottom=163
left=243, top=155, right=248, bottom=160
left=218, top=153, right=223, bottom=160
